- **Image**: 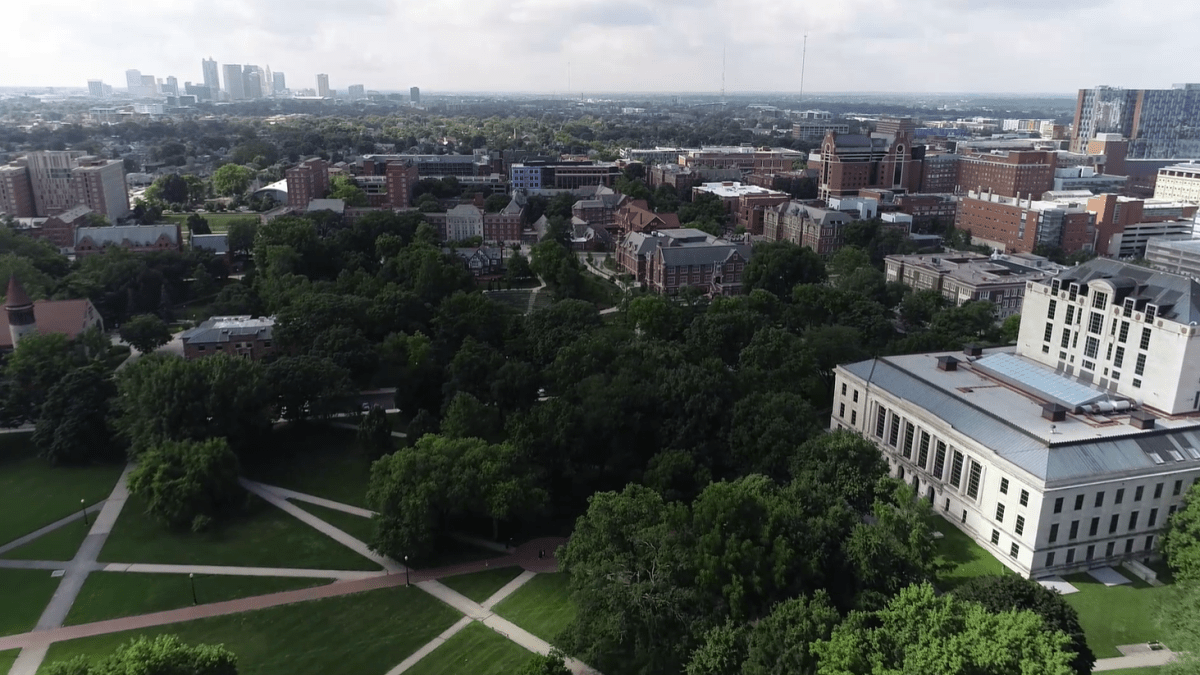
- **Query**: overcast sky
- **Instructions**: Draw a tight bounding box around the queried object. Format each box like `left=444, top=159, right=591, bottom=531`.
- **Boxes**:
left=3, top=0, right=1194, bottom=94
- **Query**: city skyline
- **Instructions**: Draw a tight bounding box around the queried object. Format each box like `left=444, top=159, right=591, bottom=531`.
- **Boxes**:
left=1, top=0, right=1197, bottom=93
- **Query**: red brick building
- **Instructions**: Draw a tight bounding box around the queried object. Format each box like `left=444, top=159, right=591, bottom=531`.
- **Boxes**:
left=34, top=205, right=93, bottom=250
left=618, top=229, right=752, bottom=296
left=956, top=150, right=1055, bottom=199
left=180, top=316, right=276, bottom=361
left=955, top=191, right=1095, bottom=254
left=285, top=158, right=330, bottom=209
left=817, top=131, right=922, bottom=200
left=74, top=223, right=182, bottom=256
left=483, top=199, right=524, bottom=243
left=384, top=162, right=420, bottom=208
left=762, top=201, right=852, bottom=254
left=615, top=200, right=681, bottom=238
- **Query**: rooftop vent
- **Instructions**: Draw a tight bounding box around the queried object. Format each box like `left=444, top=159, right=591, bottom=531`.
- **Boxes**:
left=963, top=344, right=984, bottom=358
left=1130, top=410, right=1156, bottom=430
left=937, top=356, right=960, bottom=372
left=1042, top=403, right=1068, bottom=422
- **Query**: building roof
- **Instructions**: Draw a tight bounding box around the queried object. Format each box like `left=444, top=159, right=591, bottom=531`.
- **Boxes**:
left=499, top=198, right=523, bottom=216
left=694, top=182, right=786, bottom=199
left=180, top=316, right=274, bottom=345
left=5, top=275, right=32, bottom=309
left=1055, top=258, right=1200, bottom=324
left=306, top=199, right=345, bottom=214
left=0, top=299, right=97, bottom=350
left=191, top=233, right=229, bottom=255
left=658, top=242, right=750, bottom=267
left=55, top=205, right=93, bottom=224
left=841, top=348, right=1200, bottom=486
left=75, top=224, right=179, bottom=248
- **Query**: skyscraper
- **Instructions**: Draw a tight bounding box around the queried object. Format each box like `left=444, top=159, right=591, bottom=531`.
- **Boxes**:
left=348, top=84, right=365, bottom=101
left=141, top=75, right=157, bottom=96
left=222, top=64, right=245, bottom=100
left=317, top=74, right=330, bottom=98
left=410, top=86, right=420, bottom=105
left=1072, top=84, right=1200, bottom=159
left=242, top=66, right=263, bottom=99
left=272, top=72, right=286, bottom=94
left=87, top=80, right=104, bottom=97
left=164, top=76, right=178, bottom=96
left=263, top=66, right=273, bottom=97
left=202, top=57, right=220, bottom=92
left=125, top=70, right=142, bottom=97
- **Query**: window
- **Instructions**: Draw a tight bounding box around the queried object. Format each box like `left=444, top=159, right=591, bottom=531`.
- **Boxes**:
left=966, top=461, right=982, bottom=499
left=1074, top=494, right=1085, bottom=511
left=853, top=390, right=859, bottom=402
left=1066, top=548, right=1076, bottom=563
left=1149, top=508, right=1158, bottom=527
left=1154, top=483, right=1163, bottom=499
left=1140, top=327, right=1152, bottom=350
left=1085, top=337, right=1099, bottom=359
left=1047, top=299, right=1057, bottom=319
left=1095, top=491, right=1105, bottom=508
left=1110, top=513, right=1120, bottom=533
left=1009, top=543, right=1019, bottom=558
left=1106, top=541, right=1115, bottom=557
left=1146, top=535, right=1155, bottom=551
left=1069, top=520, right=1079, bottom=539
left=950, top=451, right=965, bottom=488
left=933, top=443, right=947, bottom=480
left=961, top=510, right=968, bottom=524
left=841, top=383, right=847, bottom=396
left=898, top=466, right=906, bottom=480
left=1129, top=511, right=1139, bottom=530
left=1116, top=488, right=1125, bottom=504
left=1000, top=478, right=1010, bottom=495
left=1046, top=551, right=1056, bottom=566
left=917, top=433, right=931, bottom=469
left=1053, top=497, right=1064, bottom=514
left=1089, top=517, right=1099, bottom=536
left=1175, top=480, right=1184, bottom=496
left=1125, top=539, right=1134, bottom=554
left=902, top=423, right=915, bottom=459
left=1146, top=305, right=1157, bottom=322
left=1060, top=329, right=1072, bottom=349
left=1093, top=291, right=1108, bottom=308
left=1088, top=312, right=1103, bottom=335
left=1114, top=346, right=1125, bottom=368
left=991, top=529, right=1000, bottom=544
left=1135, top=485, right=1144, bottom=501
left=1049, top=523, right=1060, bottom=542
left=1086, top=544, right=1095, bottom=561
left=1020, top=489, right=1029, bottom=506
left=1065, top=305, right=1076, bottom=325
left=1015, top=515, right=1025, bottom=536
left=875, top=407, right=887, bottom=438
left=888, top=415, right=901, bottom=447
left=197, top=345, right=206, bottom=351
left=1043, top=323, right=1054, bottom=342
left=1119, top=321, right=1130, bottom=342
left=1133, top=378, right=1142, bottom=389
left=996, top=504, right=1006, bottom=522
left=1135, top=354, right=1147, bottom=377
left=1171, top=505, right=1178, bottom=516
left=850, top=410, right=857, bottom=425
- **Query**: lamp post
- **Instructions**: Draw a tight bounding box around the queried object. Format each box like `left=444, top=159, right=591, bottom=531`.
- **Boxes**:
left=190, top=573, right=197, bottom=605
left=80, top=499, right=89, bottom=526
left=404, top=555, right=410, bottom=587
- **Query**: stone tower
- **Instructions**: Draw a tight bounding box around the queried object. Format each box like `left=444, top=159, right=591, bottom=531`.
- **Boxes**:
left=5, top=275, right=37, bottom=347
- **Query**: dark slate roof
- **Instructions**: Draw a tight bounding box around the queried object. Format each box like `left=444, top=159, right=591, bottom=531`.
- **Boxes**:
left=181, top=316, right=274, bottom=345
left=1057, top=258, right=1200, bottom=323
left=5, top=275, right=32, bottom=309
left=192, top=234, right=229, bottom=255
left=658, top=243, right=750, bottom=267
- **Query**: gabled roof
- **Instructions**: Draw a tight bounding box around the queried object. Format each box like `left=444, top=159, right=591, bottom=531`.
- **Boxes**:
left=192, top=233, right=229, bottom=255
left=0, top=299, right=99, bottom=350
left=75, top=224, right=179, bottom=248
left=658, top=243, right=750, bottom=267
left=499, top=198, right=523, bottom=216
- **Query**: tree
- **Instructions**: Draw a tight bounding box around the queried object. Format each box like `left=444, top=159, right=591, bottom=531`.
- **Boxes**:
left=1001, top=313, right=1022, bottom=343
left=1163, top=482, right=1200, bottom=583
left=146, top=174, right=189, bottom=205
left=226, top=219, right=258, bottom=257
left=506, top=252, right=533, bottom=283
left=328, top=175, right=368, bottom=207
left=727, top=392, right=820, bottom=478
left=120, top=314, right=172, bottom=354
left=211, top=164, right=255, bottom=196
left=44, top=635, right=237, bottom=675
left=440, top=392, right=502, bottom=442
left=685, top=623, right=747, bottom=675
left=127, top=438, right=243, bottom=532
left=358, top=406, right=395, bottom=459
left=813, top=583, right=1075, bottom=675
left=264, top=355, right=353, bottom=421
left=186, top=213, right=212, bottom=236
left=2, top=333, right=89, bottom=426
left=32, top=365, right=119, bottom=465
left=518, top=651, right=572, bottom=675
left=843, top=480, right=939, bottom=610
left=743, top=241, right=827, bottom=298
left=953, top=574, right=1095, bottom=675
left=484, top=194, right=511, bottom=213
left=742, top=592, right=841, bottom=675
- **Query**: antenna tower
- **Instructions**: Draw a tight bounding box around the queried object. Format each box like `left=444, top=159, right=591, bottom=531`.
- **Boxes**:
left=721, top=46, right=726, bottom=105
left=798, top=33, right=808, bottom=108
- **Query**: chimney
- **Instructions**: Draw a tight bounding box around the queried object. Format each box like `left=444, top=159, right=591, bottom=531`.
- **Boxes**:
left=1042, top=403, right=1068, bottom=422
left=1130, top=410, right=1156, bottom=430
left=963, top=344, right=983, bottom=357
left=937, top=355, right=959, bottom=371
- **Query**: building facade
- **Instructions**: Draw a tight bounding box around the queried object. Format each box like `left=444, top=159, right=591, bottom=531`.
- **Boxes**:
left=1154, top=163, right=1200, bottom=203
left=0, top=152, right=129, bottom=222
left=181, top=316, right=276, bottom=360
left=1147, top=239, right=1200, bottom=280
left=884, top=252, right=1062, bottom=319
left=1072, top=84, right=1200, bottom=160
left=956, top=150, right=1056, bottom=199
left=955, top=191, right=1095, bottom=254
left=817, top=131, right=922, bottom=200
left=74, top=224, right=181, bottom=256
left=617, top=229, right=751, bottom=296
left=285, top=158, right=330, bottom=209
left=761, top=201, right=852, bottom=254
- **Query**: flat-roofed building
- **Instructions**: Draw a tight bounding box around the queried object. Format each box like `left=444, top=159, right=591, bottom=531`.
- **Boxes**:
left=1148, top=239, right=1200, bottom=280
left=1154, top=163, right=1200, bottom=203
left=884, top=251, right=1063, bottom=319
left=956, top=190, right=1096, bottom=254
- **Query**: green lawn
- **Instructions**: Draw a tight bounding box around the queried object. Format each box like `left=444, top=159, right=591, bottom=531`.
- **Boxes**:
left=492, top=573, right=575, bottom=645
left=99, top=494, right=379, bottom=571
left=1, top=517, right=89, bottom=561
left=65, top=572, right=330, bottom=626
left=405, top=622, right=533, bottom=675
left=0, top=568, right=62, bottom=638
left=0, top=433, right=123, bottom=547
left=440, top=567, right=524, bottom=604
left=292, top=501, right=376, bottom=544
left=40, top=585, right=462, bottom=675
left=245, top=426, right=373, bottom=508
left=1062, top=570, right=1177, bottom=658
left=487, top=289, right=535, bottom=313
left=929, top=516, right=1011, bottom=589
left=164, top=212, right=258, bottom=233
left=0, top=650, right=18, bottom=673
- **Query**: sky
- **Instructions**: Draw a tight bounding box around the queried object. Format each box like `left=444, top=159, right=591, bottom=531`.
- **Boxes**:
left=2, top=0, right=1196, bottom=94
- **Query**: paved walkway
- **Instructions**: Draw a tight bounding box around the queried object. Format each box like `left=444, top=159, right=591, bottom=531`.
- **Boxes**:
left=481, top=570, right=536, bottom=610
left=526, top=278, right=547, bottom=313
left=1093, top=648, right=1179, bottom=671
left=261, top=484, right=376, bottom=518
left=0, top=504, right=104, bottom=557
left=383, top=617, right=474, bottom=675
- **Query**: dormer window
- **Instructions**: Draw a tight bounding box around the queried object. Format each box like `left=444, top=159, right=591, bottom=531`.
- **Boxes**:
left=1145, top=305, right=1157, bottom=322
left=1123, top=297, right=1136, bottom=317
left=1092, top=291, right=1108, bottom=309
left=1069, top=283, right=1080, bottom=301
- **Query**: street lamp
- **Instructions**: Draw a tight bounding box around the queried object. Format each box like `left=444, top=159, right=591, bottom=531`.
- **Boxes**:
left=190, top=573, right=197, bottom=605
left=80, top=499, right=89, bottom=526
left=404, top=555, right=410, bottom=587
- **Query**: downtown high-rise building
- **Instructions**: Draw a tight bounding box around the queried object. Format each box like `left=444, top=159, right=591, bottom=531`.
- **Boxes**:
left=1072, top=84, right=1200, bottom=160
left=272, top=71, right=286, bottom=93
left=222, top=64, right=245, bottom=100
left=348, top=84, right=365, bottom=101
left=87, top=80, right=104, bottom=97
left=202, top=57, right=220, bottom=92
left=125, top=69, right=142, bottom=97
left=410, top=86, right=420, bottom=105
left=317, top=73, right=330, bottom=98
left=164, top=76, right=178, bottom=96
left=242, top=65, right=264, bottom=99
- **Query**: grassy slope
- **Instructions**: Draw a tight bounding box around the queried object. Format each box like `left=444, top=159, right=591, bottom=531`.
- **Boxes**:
left=492, top=573, right=575, bottom=645
left=405, top=622, right=533, bottom=675
left=439, top=567, right=524, bottom=604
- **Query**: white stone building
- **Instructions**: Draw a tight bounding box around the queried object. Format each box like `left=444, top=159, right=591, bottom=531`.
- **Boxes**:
left=833, top=259, right=1200, bottom=578
left=1154, top=163, right=1200, bottom=204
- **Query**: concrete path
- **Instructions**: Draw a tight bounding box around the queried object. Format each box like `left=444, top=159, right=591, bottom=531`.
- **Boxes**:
left=448, top=532, right=509, bottom=554
left=1093, top=649, right=1178, bottom=671
left=480, top=570, right=536, bottom=610
left=8, top=464, right=134, bottom=675
left=383, top=616, right=474, bottom=675
left=98, top=563, right=383, bottom=581
left=263, top=484, right=376, bottom=518
left=0, top=504, right=104, bottom=557
left=526, top=278, right=547, bottom=314
left=239, top=480, right=400, bottom=573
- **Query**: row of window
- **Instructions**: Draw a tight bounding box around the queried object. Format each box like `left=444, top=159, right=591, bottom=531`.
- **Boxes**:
left=1049, top=507, right=1175, bottom=543
left=988, top=529, right=1021, bottom=559
left=875, top=404, right=983, bottom=500
left=1051, top=481, right=1188, bottom=514
left=1044, top=536, right=1155, bottom=568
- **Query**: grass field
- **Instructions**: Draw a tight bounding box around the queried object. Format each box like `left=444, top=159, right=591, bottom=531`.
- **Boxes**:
left=492, top=573, right=575, bottom=645
left=487, top=289, right=535, bottom=313
left=0, top=568, right=63, bottom=638
left=245, top=426, right=373, bottom=508
left=929, top=516, right=1011, bottom=589
left=65, top=572, right=330, bottom=627
left=292, top=501, right=376, bottom=545
left=163, top=212, right=259, bottom=233
left=405, top=622, right=533, bottom=675
left=99, top=494, right=378, bottom=571
left=0, top=433, right=123, bottom=547
left=1, top=518, right=89, bottom=561
left=0, top=650, right=18, bottom=673
left=1062, top=569, right=1177, bottom=658
left=440, top=567, right=524, bottom=604
left=40, top=585, right=462, bottom=675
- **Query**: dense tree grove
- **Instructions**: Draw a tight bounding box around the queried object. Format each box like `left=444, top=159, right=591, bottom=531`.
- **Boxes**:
left=44, top=635, right=237, bottom=675
left=127, top=438, right=244, bottom=532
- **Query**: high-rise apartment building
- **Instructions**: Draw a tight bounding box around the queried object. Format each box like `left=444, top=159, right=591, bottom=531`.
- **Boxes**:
left=285, top=158, right=330, bottom=209
left=1072, top=84, right=1200, bottom=159
left=87, top=80, right=104, bottom=97
left=222, top=64, right=244, bottom=100
left=0, top=164, right=35, bottom=217
left=272, top=72, right=286, bottom=93
left=410, top=87, right=420, bottom=105
left=125, top=70, right=142, bottom=97
left=163, top=76, right=178, bottom=96
left=0, top=152, right=129, bottom=222
left=956, top=150, right=1057, bottom=199
left=202, top=58, right=220, bottom=93
left=317, top=74, right=331, bottom=98
left=347, top=84, right=365, bottom=101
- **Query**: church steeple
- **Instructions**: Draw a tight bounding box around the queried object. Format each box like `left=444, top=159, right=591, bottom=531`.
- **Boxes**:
left=5, top=275, right=37, bottom=347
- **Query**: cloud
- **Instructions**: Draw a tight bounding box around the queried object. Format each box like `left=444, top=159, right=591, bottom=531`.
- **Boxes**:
left=0, top=0, right=1196, bottom=93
